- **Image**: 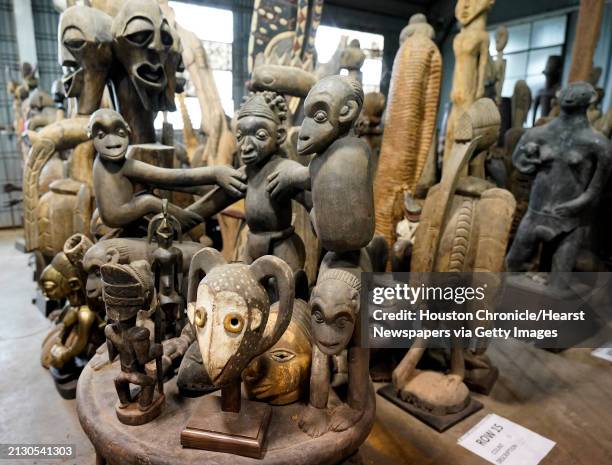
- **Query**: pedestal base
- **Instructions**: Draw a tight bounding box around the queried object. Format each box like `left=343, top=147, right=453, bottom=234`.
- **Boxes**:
left=377, top=384, right=483, bottom=432
left=181, top=395, right=271, bottom=458
left=116, top=394, right=165, bottom=426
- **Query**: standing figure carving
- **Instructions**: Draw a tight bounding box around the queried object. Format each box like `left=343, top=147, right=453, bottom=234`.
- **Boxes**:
left=374, top=13, right=441, bottom=255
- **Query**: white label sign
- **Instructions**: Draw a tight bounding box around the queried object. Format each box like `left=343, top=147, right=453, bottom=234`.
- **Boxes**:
left=592, top=345, right=612, bottom=363
left=457, top=414, right=555, bottom=465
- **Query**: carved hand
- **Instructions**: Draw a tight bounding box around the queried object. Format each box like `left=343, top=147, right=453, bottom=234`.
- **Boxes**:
left=266, top=165, right=309, bottom=199
left=552, top=198, right=586, bottom=217
left=214, top=165, right=247, bottom=197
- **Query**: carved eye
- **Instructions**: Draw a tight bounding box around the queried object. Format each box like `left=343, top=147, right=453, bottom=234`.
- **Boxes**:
left=224, top=313, right=244, bottom=334
left=312, top=309, right=324, bottom=324
left=161, top=29, right=173, bottom=47
left=270, top=349, right=295, bottom=363
left=256, top=129, right=269, bottom=141
left=65, top=39, right=85, bottom=51
left=194, top=307, right=207, bottom=327
left=126, top=30, right=153, bottom=46
left=313, top=110, right=328, bottom=123
left=96, top=130, right=106, bottom=139
left=335, top=316, right=350, bottom=329
left=236, top=130, right=243, bottom=141
left=116, top=128, right=127, bottom=138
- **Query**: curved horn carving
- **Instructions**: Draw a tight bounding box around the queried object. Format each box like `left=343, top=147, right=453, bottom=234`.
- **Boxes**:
left=249, top=255, right=295, bottom=354
left=187, top=247, right=227, bottom=304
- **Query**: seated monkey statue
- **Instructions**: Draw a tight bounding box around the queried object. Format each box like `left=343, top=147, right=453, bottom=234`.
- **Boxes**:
left=506, top=82, right=612, bottom=285
left=88, top=108, right=246, bottom=232
left=242, top=298, right=312, bottom=405
left=299, top=261, right=370, bottom=438
left=391, top=193, right=422, bottom=272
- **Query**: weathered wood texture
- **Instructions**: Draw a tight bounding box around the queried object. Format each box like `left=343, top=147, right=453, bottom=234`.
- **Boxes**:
left=568, top=0, right=605, bottom=83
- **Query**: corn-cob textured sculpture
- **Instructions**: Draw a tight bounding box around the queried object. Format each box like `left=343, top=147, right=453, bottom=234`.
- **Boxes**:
left=373, top=14, right=441, bottom=253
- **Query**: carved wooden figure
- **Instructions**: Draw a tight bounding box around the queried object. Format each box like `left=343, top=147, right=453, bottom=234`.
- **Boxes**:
left=102, top=260, right=165, bottom=426
left=147, top=200, right=184, bottom=338
left=492, top=26, right=508, bottom=105
left=506, top=82, right=612, bottom=284
left=181, top=248, right=294, bottom=458
left=267, top=75, right=374, bottom=255
left=387, top=98, right=516, bottom=430
left=298, top=261, right=370, bottom=438
left=356, top=91, right=386, bottom=170
left=88, top=109, right=246, bottom=232
left=443, top=0, right=495, bottom=165
left=374, top=13, right=441, bottom=256
left=532, top=55, right=563, bottom=125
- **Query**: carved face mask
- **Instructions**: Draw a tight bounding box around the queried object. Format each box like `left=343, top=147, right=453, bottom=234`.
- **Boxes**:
left=242, top=299, right=312, bottom=405
left=111, top=0, right=177, bottom=111
left=186, top=249, right=294, bottom=387
left=59, top=5, right=113, bottom=115
left=455, top=0, right=494, bottom=27
left=40, top=253, right=79, bottom=301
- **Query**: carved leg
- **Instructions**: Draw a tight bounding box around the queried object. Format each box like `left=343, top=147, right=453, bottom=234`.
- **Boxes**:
left=505, top=213, right=539, bottom=271
left=114, top=373, right=132, bottom=408
left=124, top=371, right=155, bottom=410
left=550, top=227, right=584, bottom=286
left=330, top=346, right=368, bottom=432
left=299, top=345, right=331, bottom=438
left=392, top=337, right=426, bottom=389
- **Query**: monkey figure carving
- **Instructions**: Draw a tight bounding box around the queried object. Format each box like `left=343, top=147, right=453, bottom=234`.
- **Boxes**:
left=267, top=74, right=374, bottom=254
left=298, top=259, right=370, bottom=438
left=102, top=260, right=165, bottom=426
left=236, top=91, right=306, bottom=272
left=180, top=248, right=294, bottom=457
left=88, top=109, right=246, bottom=232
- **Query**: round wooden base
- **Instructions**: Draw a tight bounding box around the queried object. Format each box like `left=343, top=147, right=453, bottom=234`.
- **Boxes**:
left=77, top=358, right=375, bottom=465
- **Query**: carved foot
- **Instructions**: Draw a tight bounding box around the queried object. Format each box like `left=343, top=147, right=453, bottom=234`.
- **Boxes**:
left=298, top=405, right=330, bottom=438
left=329, top=404, right=363, bottom=432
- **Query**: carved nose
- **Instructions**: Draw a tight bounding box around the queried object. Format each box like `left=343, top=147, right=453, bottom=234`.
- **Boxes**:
left=242, top=359, right=262, bottom=383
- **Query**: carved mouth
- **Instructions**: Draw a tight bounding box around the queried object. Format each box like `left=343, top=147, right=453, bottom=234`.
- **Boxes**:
left=297, top=142, right=313, bottom=155
left=241, top=152, right=258, bottom=164
left=135, top=63, right=166, bottom=89
left=106, top=144, right=122, bottom=150
left=251, top=384, right=272, bottom=395
left=319, top=340, right=340, bottom=351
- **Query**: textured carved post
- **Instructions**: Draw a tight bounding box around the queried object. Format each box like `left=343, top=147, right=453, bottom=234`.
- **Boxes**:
left=568, top=0, right=605, bottom=83
left=374, top=13, right=441, bottom=254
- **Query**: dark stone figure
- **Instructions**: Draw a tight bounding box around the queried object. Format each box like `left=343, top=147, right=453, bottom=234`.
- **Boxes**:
left=148, top=200, right=184, bottom=338
left=102, top=260, right=165, bottom=425
left=88, top=109, right=246, bottom=231
left=506, top=82, right=612, bottom=283
left=532, top=55, right=563, bottom=125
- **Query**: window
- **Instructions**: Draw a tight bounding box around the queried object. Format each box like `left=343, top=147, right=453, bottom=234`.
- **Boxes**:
left=155, top=2, right=233, bottom=130
left=315, top=25, right=384, bottom=94
left=488, top=15, right=567, bottom=125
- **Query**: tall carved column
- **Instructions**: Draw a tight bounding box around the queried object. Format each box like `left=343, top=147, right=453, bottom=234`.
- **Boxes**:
left=373, top=14, right=441, bottom=253
left=568, top=0, right=605, bottom=83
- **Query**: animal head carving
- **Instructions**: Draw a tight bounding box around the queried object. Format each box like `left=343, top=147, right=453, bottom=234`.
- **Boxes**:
left=186, top=248, right=294, bottom=386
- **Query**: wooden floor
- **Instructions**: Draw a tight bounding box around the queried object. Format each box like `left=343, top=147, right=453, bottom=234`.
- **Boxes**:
left=361, top=339, right=612, bottom=465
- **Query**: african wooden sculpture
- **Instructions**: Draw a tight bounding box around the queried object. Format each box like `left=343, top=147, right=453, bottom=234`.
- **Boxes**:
left=384, top=98, right=516, bottom=431
left=268, top=75, right=374, bottom=254
left=148, top=200, right=185, bottom=338
left=374, top=13, right=441, bottom=258
left=356, top=91, right=386, bottom=170
left=102, top=260, right=165, bottom=426
left=267, top=75, right=375, bottom=438
left=567, top=0, right=605, bottom=83
left=236, top=91, right=305, bottom=272
left=506, top=82, right=612, bottom=284
left=443, top=0, right=494, bottom=165
left=391, top=193, right=422, bottom=272
left=242, top=298, right=312, bottom=405
left=22, top=4, right=114, bottom=271
left=88, top=109, right=245, bottom=232
left=181, top=248, right=294, bottom=458
left=491, top=25, right=508, bottom=105
left=40, top=234, right=105, bottom=398
left=532, top=55, right=563, bottom=125
left=340, top=39, right=366, bottom=83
